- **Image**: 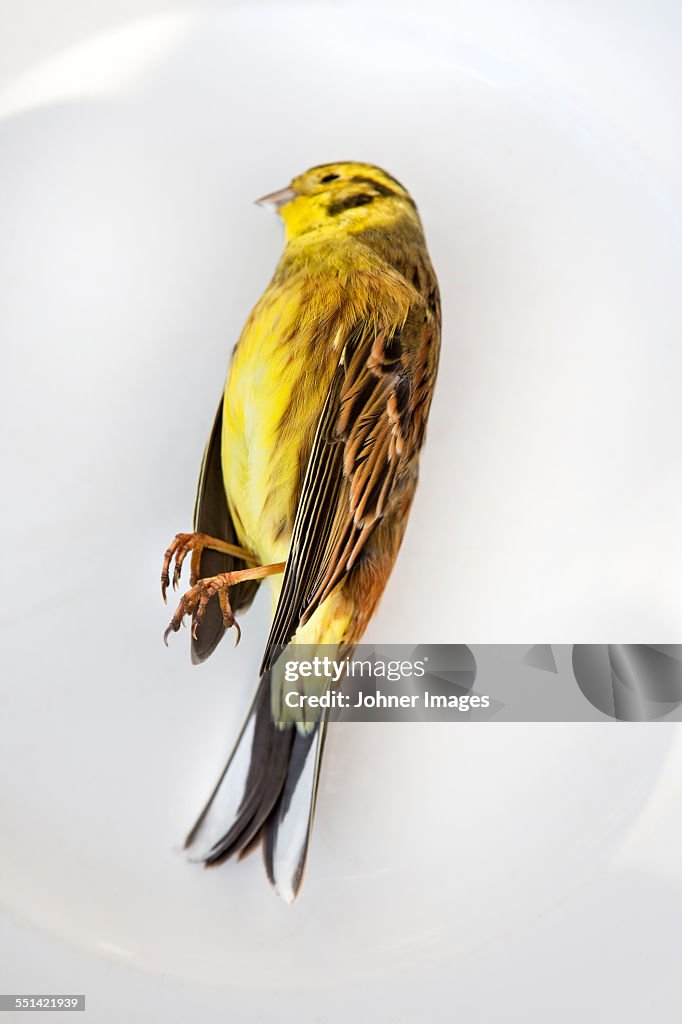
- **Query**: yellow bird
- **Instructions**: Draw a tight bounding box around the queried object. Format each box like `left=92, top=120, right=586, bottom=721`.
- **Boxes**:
left=161, top=162, right=441, bottom=901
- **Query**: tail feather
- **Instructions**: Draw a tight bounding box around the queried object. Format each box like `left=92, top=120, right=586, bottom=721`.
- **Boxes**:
left=184, top=670, right=325, bottom=901
left=184, top=697, right=259, bottom=858
left=264, top=720, right=327, bottom=902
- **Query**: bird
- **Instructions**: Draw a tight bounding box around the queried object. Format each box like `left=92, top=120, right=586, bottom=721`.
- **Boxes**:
left=161, top=161, right=441, bottom=902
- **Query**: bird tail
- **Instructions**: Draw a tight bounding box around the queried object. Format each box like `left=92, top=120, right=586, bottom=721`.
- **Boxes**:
left=184, top=669, right=327, bottom=903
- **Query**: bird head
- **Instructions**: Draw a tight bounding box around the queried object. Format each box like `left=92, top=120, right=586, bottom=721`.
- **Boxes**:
left=256, top=162, right=420, bottom=241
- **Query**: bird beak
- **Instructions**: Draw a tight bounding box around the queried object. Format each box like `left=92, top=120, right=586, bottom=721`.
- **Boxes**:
left=254, top=186, right=297, bottom=212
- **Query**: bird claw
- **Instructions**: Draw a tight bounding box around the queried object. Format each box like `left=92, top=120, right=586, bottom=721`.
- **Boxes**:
left=219, top=588, right=241, bottom=646
left=161, top=533, right=204, bottom=603
left=163, top=572, right=241, bottom=647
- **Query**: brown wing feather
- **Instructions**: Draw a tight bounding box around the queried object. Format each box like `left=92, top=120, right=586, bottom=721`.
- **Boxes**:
left=261, top=294, right=439, bottom=674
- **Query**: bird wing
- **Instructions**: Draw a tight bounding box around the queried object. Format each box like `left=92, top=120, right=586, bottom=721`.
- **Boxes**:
left=191, top=398, right=261, bottom=663
left=261, top=297, right=440, bottom=674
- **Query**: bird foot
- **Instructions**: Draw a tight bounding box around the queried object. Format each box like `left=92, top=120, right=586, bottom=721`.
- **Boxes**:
left=164, top=571, right=242, bottom=647
left=163, top=559, right=286, bottom=648
left=161, top=532, right=255, bottom=602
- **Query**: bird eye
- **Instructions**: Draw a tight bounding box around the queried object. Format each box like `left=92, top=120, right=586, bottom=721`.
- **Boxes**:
left=320, top=173, right=339, bottom=183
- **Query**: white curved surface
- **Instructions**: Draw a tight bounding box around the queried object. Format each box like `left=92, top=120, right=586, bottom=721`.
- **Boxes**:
left=1, top=1, right=681, bottom=1018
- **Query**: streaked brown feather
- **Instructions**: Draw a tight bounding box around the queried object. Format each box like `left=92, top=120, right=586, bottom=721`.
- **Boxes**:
left=260, top=252, right=440, bottom=673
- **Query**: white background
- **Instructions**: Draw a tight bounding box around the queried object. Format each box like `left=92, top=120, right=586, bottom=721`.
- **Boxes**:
left=1, top=1, right=681, bottom=1020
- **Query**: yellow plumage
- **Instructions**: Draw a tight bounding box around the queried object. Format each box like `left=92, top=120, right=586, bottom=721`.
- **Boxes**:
left=222, top=277, right=353, bottom=645
left=222, top=280, right=321, bottom=564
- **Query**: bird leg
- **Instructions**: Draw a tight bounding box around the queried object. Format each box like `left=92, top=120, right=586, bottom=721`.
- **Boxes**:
left=161, top=531, right=258, bottom=602
left=163, top=562, right=286, bottom=647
